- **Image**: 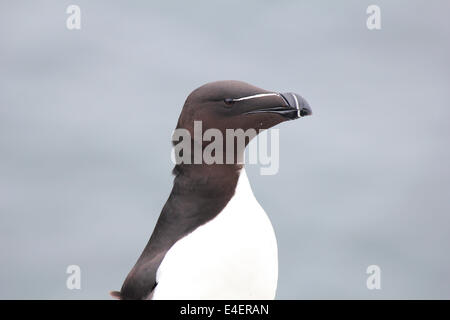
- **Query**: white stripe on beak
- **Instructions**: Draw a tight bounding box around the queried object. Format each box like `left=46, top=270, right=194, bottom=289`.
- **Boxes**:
left=291, top=93, right=300, bottom=117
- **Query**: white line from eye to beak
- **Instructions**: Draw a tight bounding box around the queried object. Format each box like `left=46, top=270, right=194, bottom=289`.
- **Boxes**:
left=232, top=93, right=280, bottom=102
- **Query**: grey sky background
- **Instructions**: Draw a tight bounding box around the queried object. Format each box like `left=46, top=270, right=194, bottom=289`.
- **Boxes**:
left=1, top=1, right=449, bottom=299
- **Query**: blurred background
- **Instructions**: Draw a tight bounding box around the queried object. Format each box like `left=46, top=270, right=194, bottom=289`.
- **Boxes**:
left=1, top=0, right=449, bottom=299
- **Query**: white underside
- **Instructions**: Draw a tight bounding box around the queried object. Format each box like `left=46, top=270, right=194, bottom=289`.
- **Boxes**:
left=152, top=169, right=278, bottom=300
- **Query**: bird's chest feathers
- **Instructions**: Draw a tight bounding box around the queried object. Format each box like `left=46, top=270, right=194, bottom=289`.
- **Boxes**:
left=153, top=170, right=278, bottom=299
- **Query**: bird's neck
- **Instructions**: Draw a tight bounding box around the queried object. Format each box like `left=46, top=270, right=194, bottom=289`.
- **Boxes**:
left=172, top=163, right=243, bottom=198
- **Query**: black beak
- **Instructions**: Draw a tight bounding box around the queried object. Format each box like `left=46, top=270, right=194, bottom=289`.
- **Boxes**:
left=243, top=92, right=312, bottom=120
left=280, top=93, right=312, bottom=118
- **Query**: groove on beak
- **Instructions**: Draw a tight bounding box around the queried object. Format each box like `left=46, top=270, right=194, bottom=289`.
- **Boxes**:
left=280, top=93, right=312, bottom=118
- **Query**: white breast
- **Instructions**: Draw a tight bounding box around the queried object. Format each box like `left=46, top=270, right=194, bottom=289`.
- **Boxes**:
left=151, top=169, right=278, bottom=300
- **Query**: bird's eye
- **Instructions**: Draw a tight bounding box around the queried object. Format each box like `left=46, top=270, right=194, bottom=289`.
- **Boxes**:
left=224, top=98, right=235, bottom=106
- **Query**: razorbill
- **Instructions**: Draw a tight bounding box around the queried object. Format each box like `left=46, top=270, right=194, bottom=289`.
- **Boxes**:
left=112, top=80, right=312, bottom=300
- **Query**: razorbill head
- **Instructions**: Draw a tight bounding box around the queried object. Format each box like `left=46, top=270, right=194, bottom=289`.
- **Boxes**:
left=112, top=80, right=312, bottom=300
left=176, top=80, right=311, bottom=135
